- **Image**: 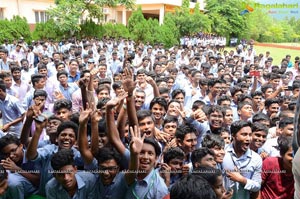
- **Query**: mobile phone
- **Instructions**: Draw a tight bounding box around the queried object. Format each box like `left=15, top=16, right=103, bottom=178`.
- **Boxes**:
left=34, top=111, right=54, bottom=123
left=249, top=70, right=260, bottom=77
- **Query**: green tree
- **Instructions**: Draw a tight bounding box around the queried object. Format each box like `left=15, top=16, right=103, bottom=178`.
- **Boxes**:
left=47, top=0, right=134, bottom=35
left=102, top=23, right=131, bottom=38
left=156, top=13, right=179, bottom=48
left=205, top=0, right=246, bottom=38
left=32, top=19, right=64, bottom=40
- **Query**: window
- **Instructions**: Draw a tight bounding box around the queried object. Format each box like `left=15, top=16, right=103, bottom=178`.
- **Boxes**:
left=0, top=8, right=4, bottom=19
left=34, top=11, right=50, bottom=23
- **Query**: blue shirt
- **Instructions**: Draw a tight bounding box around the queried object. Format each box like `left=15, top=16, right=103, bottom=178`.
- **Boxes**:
left=125, top=169, right=168, bottom=199
left=46, top=171, right=97, bottom=199
left=59, top=83, right=79, bottom=101
left=0, top=94, right=25, bottom=137
left=68, top=72, right=80, bottom=83
left=222, top=144, right=262, bottom=199
left=31, top=144, right=86, bottom=196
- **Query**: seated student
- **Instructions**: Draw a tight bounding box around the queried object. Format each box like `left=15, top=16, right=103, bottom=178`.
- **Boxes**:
left=160, top=147, right=185, bottom=188
left=53, top=99, right=73, bottom=122
left=170, top=174, right=217, bottom=199
left=0, top=134, right=39, bottom=199
left=46, top=149, right=96, bottom=198
left=261, top=135, right=294, bottom=199
left=0, top=165, right=8, bottom=197
left=249, top=122, right=268, bottom=157
left=262, top=117, right=294, bottom=157
left=195, top=166, right=233, bottom=199
left=201, top=134, right=225, bottom=169
left=0, top=81, right=25, bottom=138
left=26, top=121, right=85, bottom=196
left=222, top=120, right=262, bottom=199
left=191, top=147, right=217, bottom=170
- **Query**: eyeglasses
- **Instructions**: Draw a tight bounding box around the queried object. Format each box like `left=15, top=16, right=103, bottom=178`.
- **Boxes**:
left=2, top=145, right=19, bottom=157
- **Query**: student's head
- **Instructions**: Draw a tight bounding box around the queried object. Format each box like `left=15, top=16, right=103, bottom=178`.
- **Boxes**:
left=220, top=128, right=231, bottom=145
left=170, top=174, right=217, bottom=199
left=56, top=70, right=68, bottom=85
left=171, top=89, right=185, bottom=104
left=46, top=115, right=63, bottom=144
left=96, top=147, right=121, bottom=185
left=163, top=147, right=185, bottom=172
left=56, top=121, right=78, bottom=149
left=0, top=134, right=23, bottom=164
left=269, top=73, right=281, bottom=89
left=53, top=99, right=72, bottom=121
left=217, top=95, right=231, bottom=107
left=222, top=107, right=233, bottom=127
left=175, top=124, right=197, bottom=153
left=31, top=74, right=46, bottom=89
left=10, top=66, right=21, bottom=81
left=150, top=97, right=167, bottom=121
left=208, top=78, right=222, bottom=96
left=140, top=138, right=161, bottom=173
left=251, top=91, right=263, bottom=107
left=37, top=64, right=48, bottom=76
left=277, top=135, right=293, bottom=171
left=112, top=81, right=124, bottom=96
left=278, top=117, right=294, bottom=137
left=191, top=147, right=216, bottom=168
left=261, top=84, right=273, bottom=98
left=137, top=110, right=155, bottom=138
left=230, top=86, right=243, bottom=103
left=237, top=101, right=253, bottom=120
left=0, top=72, right=12, bottom=89
left=33, top=89, right=47, bottom=106
left=96, top=84, right=110, bottom=100
left=265, top=98, right=280, bottom=117
left=194, top=166, right=225, bottom=199
left=51, top=149, right=77, bottom=192
left=162, top=116, right=178, bottom=139
left=201, top=134, right=225, bottom=164
left=159, top=87, right=170, bottom=102
left=0, top=165, right=8, bottom=196
left=230, top=121, right=252, bottom=154
left=167, top=99, right=181, bottom=117
left=134, top=89, right=146, bottom=110
left=252, top=112, right=270, bottom=128
left=207, top=105, right=224, bottom=131
left=250, top=122, right=268, bottom=151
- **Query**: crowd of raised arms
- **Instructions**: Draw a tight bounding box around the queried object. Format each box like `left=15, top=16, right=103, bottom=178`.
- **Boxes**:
left=0, top=33, right=298, bottom=199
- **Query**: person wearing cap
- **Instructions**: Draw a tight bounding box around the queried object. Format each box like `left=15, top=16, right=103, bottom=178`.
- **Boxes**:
left=87, top=58, right=95, bottom=70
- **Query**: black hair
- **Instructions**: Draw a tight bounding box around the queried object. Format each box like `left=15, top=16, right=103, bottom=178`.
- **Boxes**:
left=171, top=89, right=186, bottom=99
left=230, top=120, right=251, bottom=136
left=217, top=95, right=231, bottom=106
left=191, top=147, right=215, bottom=168
left=252, top=112, right=270, bottom=123
left=56, top=121, right=78, bottom=139
left=207, top=105, right=224, bottom=117
left=237, top=101, right=252, bottom=111
left=265, top=98, right=279, bottom=108
left=279, top=117, right=294, bottom=129
left=143, top=137, right=161, bottom=157
left=278, top=135, right=293, bottom=157
left=0, top=134, right=20, bottom=152
left=170, top=174, right=217, bottom=199
left=252, top=122, right=268, bottom=134
left=162, top=115, right=178, bottom=127
left=193, top=166, right=222, bottom=186
left=192, top=100, right=205, bottom=110
left=112, top=81, right=122, bottom=90
left=33, top=89, right=47, bottom=99
left=230, top=86, right=243, bottom=97
left=96, top=97, right=110, bottom=109
left=53, top=99, right=72, bottom=112
left=37, top=64, right=47, bottom=71
left=163, top=147, right=185, bottom=164
left=159, top=87, right=169, bottom=95
left=150, top=97, right=168, bottom=112
left=96, top=84, right=110, bottom=95
left=56, top=70, right=68, bottom=80
left=261, top=84, right=273, bottom=94
left=10, top=66, right=21, bottom=73
left=201, top=134, right=225, bottom=149
left=175, top=124, right=197, bottom=141
left=251, top=90, right=263, bottom=98
left=51, top=149, right=74, bottom=170
left=137, top=110, right=153, bottom=122
left=95, top=146, right=121, bottom=165
left=31, top=74, right=45, bottom=87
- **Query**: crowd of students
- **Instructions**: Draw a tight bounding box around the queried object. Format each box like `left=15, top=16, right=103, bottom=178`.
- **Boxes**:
left=0, top=34, right=298, bottom=199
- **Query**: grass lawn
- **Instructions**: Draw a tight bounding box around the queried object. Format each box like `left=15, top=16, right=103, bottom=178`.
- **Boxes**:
left=225, top=45, right=299, bottom=65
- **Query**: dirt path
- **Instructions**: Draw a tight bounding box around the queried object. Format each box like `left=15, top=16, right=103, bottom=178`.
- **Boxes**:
left=255, top=43, right=300, bottom=50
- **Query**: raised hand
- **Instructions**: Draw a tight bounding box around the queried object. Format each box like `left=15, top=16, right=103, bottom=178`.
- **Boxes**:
left=79, top=102, right=93, bottom=124
left=122, top=67, right=135, bottom=94
left=145, top=76, right=155, bottom=86
left=106, top=91, right=128, bottom=109
left=129, top=125, right=145, bottom=155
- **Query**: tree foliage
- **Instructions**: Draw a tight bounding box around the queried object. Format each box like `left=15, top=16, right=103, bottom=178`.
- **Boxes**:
left=0, top=16, right=31, bottom=43
left=32, top=19, right=64, bottom=40
left=47, top=0, right=134, bottom=35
